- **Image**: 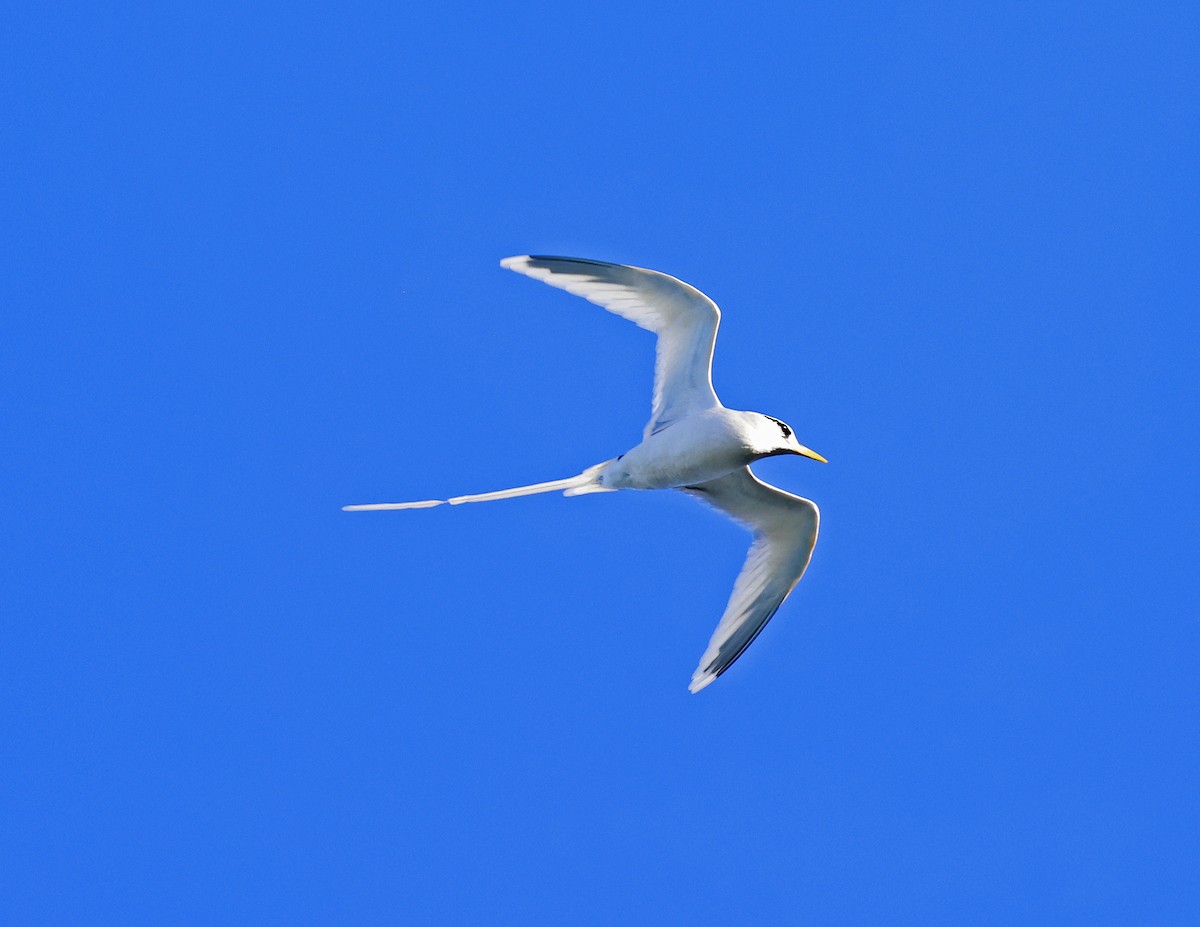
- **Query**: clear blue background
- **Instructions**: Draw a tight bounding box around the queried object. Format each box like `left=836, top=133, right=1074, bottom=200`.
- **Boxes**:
left=4, top=3, right=1197, bottom=924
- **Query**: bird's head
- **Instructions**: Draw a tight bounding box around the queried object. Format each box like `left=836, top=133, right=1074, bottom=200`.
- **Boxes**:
left=752, top=413, right=827, bottom=463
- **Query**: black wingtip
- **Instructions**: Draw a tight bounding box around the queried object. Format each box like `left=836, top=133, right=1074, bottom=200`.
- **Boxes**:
left=525, top=255, right=614, bottom=268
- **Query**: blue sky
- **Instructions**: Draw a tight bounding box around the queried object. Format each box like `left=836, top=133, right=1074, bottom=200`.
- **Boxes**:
left=3, top=2, right=1197, bottom=924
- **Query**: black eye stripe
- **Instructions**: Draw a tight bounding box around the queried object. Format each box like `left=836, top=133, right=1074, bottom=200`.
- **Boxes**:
left=766, top=416, right=792, bottom=438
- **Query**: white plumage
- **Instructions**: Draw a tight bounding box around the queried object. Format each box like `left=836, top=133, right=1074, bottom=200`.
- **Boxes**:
left=345, top=256, right=827, bottom=692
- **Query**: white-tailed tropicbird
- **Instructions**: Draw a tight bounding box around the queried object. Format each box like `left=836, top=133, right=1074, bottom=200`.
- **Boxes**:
left=345, top=256, right=827, bottom=692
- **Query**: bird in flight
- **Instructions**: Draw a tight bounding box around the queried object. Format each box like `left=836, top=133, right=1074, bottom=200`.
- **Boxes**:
left=345, top=256, right=827, bottom=692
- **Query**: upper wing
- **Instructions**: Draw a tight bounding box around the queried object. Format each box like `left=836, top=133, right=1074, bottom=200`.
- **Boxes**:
left=682, top=467, right=820, bottom=693
left=501, top=255, right=722, bottom=437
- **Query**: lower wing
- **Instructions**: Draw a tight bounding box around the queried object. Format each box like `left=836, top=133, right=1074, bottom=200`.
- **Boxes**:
left=681, top=467, right=820, bottom=692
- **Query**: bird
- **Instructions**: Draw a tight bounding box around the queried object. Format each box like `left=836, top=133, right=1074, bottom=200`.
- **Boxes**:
left=345, top=256, right=827, bottom=692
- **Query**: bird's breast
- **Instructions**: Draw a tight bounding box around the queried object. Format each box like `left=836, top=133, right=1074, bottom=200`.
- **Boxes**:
left=601, top=413, right=752, bottom=490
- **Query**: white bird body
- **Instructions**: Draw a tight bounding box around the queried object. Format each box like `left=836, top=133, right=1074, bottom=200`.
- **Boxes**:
left=601, top=409, right=798, bottom=491
left=345, top=255, right=828, bottom=692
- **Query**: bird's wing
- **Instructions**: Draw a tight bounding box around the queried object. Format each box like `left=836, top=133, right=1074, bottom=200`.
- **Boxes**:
left=681, top=467, right=820, bottom=692
left=501, top=255, right=722, bottom=438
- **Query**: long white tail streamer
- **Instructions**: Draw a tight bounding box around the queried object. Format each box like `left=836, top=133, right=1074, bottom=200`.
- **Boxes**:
left=342, top=460, right=615, bottom=512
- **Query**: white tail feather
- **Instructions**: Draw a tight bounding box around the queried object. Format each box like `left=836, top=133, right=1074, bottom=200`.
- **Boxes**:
left=342, top=460, right=615, bottom=512
left=342, top=499, right=445, bottom=511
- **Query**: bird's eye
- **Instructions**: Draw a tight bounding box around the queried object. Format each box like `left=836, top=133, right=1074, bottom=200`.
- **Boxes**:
left=767, top=416, right=792, bottom=438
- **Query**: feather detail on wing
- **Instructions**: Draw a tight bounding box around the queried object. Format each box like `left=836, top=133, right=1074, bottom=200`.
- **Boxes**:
left=681, top=467, right=820, bottom=692
left=500, top=255, right=722, bottom=437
